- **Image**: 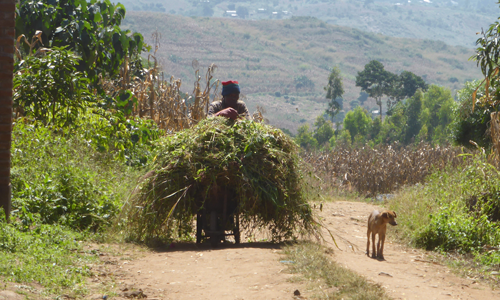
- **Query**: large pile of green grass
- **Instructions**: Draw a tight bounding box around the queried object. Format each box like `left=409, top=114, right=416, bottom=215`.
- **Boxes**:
left=124, top=117, right=318, bottom=242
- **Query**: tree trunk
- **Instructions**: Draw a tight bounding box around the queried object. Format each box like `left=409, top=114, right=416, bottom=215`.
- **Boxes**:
left=0, top=0, right=15, bottom=220
left=376, top=97, right=383, bottom=121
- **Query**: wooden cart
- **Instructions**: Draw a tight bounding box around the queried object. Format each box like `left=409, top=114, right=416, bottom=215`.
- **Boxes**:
left=195, top=189, right=240, bottom=246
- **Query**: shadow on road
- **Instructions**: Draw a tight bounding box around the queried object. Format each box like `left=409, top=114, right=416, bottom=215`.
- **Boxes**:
left=151, top=241, right=289, bottom=253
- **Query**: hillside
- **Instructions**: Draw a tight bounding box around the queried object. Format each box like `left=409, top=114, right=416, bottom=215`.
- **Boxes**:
left=122, top=12, right=483, bottom=133
left=118, top=0, right=498, bottom=49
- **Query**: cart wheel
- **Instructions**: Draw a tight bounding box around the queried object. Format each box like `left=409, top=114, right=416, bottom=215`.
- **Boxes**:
left=235, top=213, right=240, bottom=244
left=196, top=212, right=202, bottom=244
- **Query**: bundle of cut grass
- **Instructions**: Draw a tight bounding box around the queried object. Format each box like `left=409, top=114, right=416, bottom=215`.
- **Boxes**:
left=124, top=117, right=317, bottom=243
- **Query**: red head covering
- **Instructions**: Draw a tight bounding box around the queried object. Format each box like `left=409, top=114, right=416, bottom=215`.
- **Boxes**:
left=221, top=80, right=240, bottom=95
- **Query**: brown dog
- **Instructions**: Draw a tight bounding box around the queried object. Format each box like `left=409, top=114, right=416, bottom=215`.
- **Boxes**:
left=366, top=210, right=397, bottom=260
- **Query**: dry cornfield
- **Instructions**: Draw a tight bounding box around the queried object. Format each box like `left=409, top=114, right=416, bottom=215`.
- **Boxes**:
left=111, top=34, right=219, bottom=132
left=302, top=144, right=468, bottom=196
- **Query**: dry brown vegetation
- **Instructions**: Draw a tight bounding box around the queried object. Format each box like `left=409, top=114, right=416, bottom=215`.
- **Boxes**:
left=303, top=143, right=468, bottom=196
left=99, top=31, right=224, bottom=132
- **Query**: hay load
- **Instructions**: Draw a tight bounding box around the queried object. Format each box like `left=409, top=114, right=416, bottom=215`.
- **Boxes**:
left=125, top=117, right=317, bottom=243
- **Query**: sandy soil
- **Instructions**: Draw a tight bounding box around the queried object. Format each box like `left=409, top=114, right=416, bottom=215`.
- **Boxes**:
left=78, top=200, right=500, bottom=300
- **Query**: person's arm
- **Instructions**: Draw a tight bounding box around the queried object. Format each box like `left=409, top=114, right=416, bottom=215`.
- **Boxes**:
left=215, top=108, right=239, bottom=119
left=207, top=103, right=217, bottom=116
left=208, top=102, right=239, bottom=119
left=238, top=102, right=250, bottom=119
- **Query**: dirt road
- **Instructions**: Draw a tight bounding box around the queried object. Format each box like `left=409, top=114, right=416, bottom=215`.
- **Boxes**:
left=93, top=201, right=500, bottom=300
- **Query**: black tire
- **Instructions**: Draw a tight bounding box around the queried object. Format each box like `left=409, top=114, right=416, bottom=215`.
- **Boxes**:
left=196, top=212, right=202, bottom=244
left=234, top=214, right=240, bottom=244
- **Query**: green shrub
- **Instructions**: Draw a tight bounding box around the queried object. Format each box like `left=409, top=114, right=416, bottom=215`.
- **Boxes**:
left=11, top=119, right=142, bottom=230
left=13, top=47, right=92, bottom=127
left=415, top=207, right=500, bottom=253
left=75, top=107, right=163, bottom=165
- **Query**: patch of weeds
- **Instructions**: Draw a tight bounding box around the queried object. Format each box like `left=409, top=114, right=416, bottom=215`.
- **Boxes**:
left=281, top=242, right=389, bottom=299
left=0, top=216, right=98, bottom=297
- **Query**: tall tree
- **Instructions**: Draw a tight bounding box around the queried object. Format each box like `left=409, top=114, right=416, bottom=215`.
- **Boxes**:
left=0, top=0, right=15, bottom=219
left=471, top=3, right=500, bottom=156
left=419, top=85, right=455, bottom=144
left=355, top=60, right=394, bottom=120
left=388, top=71, right=428, bottom=110
left=450, top=80, right=491, bottom=148
left=324, top=66, right=344, bottom=120
left=404, top=90, right=423, bottom=144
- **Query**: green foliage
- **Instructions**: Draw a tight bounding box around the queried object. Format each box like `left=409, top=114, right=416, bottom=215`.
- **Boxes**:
left=377, top=85, right=454, bottom=146
left=420, top=85, right=455, bottom=144
left=295, top=124, right=319, bottom=150
left=404, top=90, right=423, bottom=144
left=450, top=80, right=492, bottom=148
left=472, top=5, right=500, bottom=79
left=10, top=119, right=145, bottom=230
left=296, top=83, right=455, bottom=150
left=390, top=71, right=428, bottom=101
left=343, top=106, right=372, bottom=143
left=355, top=60, right=394, bottom=116
left=16, top=0, right=145, bottom=85
left=415, top=206, right=499, bottom=253
left=13, top=47, right=92, bottom=127
left=0, top=220, right=96, bottom=295
left=324, top=66, right=344, bottom=119
left=75, top=107, right=162, bottom=165
left=313, top=116, right=334, bottom=147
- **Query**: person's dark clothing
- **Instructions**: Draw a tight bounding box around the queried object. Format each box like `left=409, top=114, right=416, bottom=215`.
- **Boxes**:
left=208, top=100, right=250, bottom=118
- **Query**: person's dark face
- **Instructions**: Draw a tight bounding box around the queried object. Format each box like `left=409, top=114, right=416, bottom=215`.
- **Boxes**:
left=223, top=93, right=240, bottom=109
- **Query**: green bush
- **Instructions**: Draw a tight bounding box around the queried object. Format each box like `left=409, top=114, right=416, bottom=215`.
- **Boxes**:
left=415, top=207, right=500, bottom=253
left=450, top=80, right=492, bottom=149
left=75, top=107, right=163, bottom=165
left=11, top=119, right=144, bottom=230
left=13, top=47, right=92, bottom=127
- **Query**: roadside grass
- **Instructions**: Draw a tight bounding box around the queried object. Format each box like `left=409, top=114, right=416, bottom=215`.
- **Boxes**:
left=282, top=241, right=390, bottom=300
left=387, top=154, right=500, bottom=287
left=0, top=220, right=98, bottom=297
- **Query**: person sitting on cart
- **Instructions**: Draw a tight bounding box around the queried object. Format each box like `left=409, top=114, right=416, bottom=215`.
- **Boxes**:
left=208, top=80, right=250, bottom=120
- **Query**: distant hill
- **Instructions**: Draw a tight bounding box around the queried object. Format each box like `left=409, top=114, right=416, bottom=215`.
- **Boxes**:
left=118, top=0, right=498, bottom=48
left=122, top=12, right=483, bottom=133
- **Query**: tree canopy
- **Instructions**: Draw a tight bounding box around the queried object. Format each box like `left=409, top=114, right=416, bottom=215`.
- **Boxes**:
left=15, top=0, right=146, bottom=85
left=355, top=60, right=394, bottom=119
left=324, top=66, right=344, bottom=120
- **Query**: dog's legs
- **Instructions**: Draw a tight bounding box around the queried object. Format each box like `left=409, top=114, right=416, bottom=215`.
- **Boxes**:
left=376, top=233, right=382, bottom=258
left=371, top=232, right=377, bottom=258
left=366, top=230, right=371, bottom=256
left=379, top=232, right=386, bottom=259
